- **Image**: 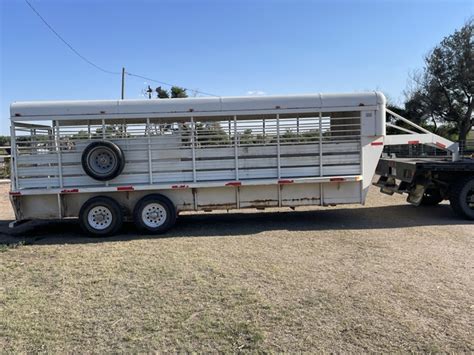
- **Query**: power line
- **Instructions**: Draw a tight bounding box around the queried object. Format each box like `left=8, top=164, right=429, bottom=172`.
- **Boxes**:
left=24, top=0, right=220, bottom=97
left=125, top=72, right=220, bottom=98
left=24, top=0, right=120, bottom=75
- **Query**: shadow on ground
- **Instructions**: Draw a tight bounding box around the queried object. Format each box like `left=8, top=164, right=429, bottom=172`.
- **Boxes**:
left=1, top=202, right=471, bottom=246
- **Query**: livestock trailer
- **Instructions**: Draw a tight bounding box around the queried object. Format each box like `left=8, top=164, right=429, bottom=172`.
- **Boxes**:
left=8, top=92, right=474, bottom=236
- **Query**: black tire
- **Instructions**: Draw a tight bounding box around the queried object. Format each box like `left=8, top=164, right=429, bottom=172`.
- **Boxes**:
left=448, top=176, right=474, bottom=220
left=133, top=194, right=177, bottom=234
left=79, top=196, right=123, bottom=236
left=420, top=188, right=444, bottom=206
left=81, top=141, right=125, bottom=181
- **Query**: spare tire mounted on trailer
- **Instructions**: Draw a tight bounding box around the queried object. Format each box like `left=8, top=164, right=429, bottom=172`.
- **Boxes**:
left=81, top=141, right=125, bottom=181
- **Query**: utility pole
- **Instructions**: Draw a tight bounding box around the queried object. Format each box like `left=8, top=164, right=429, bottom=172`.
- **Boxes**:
left=121, top=67, right=125, bottom=99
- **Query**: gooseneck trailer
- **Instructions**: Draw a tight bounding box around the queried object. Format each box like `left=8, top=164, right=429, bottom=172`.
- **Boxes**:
left=8, top=92, right=474, bottom=236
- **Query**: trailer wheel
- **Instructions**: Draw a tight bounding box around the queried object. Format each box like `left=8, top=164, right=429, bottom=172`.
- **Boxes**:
left=133, top=194, right=176, bottom=234
left=449, top=176, right=474, bottom=220
left=79, top=196, right=123, bottom=236
left=420, top=189, right=444, bottom=206
left=82, top=141, right=125, bottom=181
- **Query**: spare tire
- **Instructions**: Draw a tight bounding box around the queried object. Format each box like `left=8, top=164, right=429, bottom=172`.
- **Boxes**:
left=81, top=141, right=125, bottom=181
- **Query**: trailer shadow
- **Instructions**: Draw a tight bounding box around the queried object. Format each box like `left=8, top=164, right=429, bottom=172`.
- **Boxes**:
left=0, top=202, right=472, bottom=246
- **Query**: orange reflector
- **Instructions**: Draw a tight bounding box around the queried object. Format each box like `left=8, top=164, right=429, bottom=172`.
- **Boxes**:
left=408, top=140, right=419, bottom=145
left=117, top=186, right=134, bottom=191
left=9, top=191, right=21, bottom=196
left=61, top=189, right=79, bottom=194
left=436, top=142, right=446, bottom=148
left=278, top=179, right=294, bottom=184
left=225, top=182, right=241, bottom=187
left=330, top=178, right=345, bottom=182
left=371, top=141, right=383, bottom=146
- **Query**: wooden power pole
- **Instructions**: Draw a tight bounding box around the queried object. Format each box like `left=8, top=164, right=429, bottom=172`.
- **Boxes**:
left=121, top=67, right=125, bottom=99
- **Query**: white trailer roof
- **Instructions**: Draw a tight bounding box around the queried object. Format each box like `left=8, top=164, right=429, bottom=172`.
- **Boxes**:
left=11, top=92, right=386, bottom=121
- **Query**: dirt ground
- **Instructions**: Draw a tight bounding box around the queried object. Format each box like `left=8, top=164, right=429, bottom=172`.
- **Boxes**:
left=0, top=182, right=473, bottom=352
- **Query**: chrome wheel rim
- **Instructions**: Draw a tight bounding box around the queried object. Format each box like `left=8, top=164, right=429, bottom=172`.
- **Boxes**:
left=87, top=147, right=118, bottom=177
left=88, top=206, right=113, bottom=230
left=142, top=203, right=167, bottom=228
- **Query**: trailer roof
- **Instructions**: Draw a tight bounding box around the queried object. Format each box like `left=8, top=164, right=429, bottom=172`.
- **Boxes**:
left=11, top=91, right=386, bottom=122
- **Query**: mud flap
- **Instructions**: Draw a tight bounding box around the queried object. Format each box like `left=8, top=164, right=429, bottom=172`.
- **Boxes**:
left=407, top=184, right=426, bottom=206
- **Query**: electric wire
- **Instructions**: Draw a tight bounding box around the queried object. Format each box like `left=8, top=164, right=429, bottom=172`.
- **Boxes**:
left=24, top=0, right=220, bottom=97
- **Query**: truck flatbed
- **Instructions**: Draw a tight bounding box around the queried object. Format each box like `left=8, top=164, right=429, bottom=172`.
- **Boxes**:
left=376, top=157, right=474, bottom=183
left=375, top=157, right=474, bottom=219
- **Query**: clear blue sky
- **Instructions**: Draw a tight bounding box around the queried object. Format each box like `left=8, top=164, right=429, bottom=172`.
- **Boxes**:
left=1, top=0, right=472, bottom=134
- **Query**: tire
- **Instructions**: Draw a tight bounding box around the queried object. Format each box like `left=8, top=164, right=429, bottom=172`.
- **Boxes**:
left=81, top=141, right=125, bottom=181
left=133, top=194, right=177, bottom=234
left=448, top=176, right=474, bottom=220
left=79, top=196, right=124, bottom=236
left=420, top=188, right=444, bottom=206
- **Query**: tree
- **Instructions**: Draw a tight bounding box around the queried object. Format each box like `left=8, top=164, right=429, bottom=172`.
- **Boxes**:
left=170, top=86, right=188, bottom=98
left=147, top=86, right=188, bottom=99
left=155, top=86, right=169, bottom=98
left=405, top=19, right=473, bottom=141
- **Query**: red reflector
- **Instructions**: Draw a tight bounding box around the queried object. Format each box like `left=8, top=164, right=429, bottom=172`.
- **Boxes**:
left=225, top=182, right=241, bottom=187
left=117, top=186, right=134, bottom=191
left=436, top=142, right=446, bottom=148
left=371, top=141, right=383, bottom=146
left=408, top=140, right=419, bottom=145
left=9, top=191, right=21, bottom=196
left=171, top=184, right=189, bottom=189
left=278, top=179, right=294, bottom=184
left=330, top=178, right=345, bottom=182
left=61, top=189, right=79, bottom=194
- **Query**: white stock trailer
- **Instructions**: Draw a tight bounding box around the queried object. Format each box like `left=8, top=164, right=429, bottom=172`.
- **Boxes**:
left=8, top=92, right=474, bottom=236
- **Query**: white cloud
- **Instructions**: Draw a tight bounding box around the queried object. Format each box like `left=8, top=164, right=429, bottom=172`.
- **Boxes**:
left=246, top=90, right=266, bottom=96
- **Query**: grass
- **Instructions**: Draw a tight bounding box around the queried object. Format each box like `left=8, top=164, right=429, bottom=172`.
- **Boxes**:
left=1, top=187, right=473, bottom=352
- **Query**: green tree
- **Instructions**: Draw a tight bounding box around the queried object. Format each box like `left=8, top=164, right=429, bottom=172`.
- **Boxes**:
left=170, top=86, right=188, bottom=98
left=405, top=19, right=473, bottom=141
left=156, top=86, right=170, bottom=98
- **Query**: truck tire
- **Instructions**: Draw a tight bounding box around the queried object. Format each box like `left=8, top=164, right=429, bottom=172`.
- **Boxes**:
left=82, top=141, right=125, bottom=181
left=79, top=196, right=123, bottom=236
left=420, top=189, right=444, bottom=206
left=448, top=176, right=474, bottom=220
left=133, top=194, right=177, bottom=234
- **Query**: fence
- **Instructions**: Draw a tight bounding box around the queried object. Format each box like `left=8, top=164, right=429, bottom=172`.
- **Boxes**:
left=0, top=146, right=11, bottom=179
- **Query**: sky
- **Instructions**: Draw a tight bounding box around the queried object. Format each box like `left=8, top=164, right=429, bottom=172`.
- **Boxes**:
left=0, top=0, right=472, bottom=134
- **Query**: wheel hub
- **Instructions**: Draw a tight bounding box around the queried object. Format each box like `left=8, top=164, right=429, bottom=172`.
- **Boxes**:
left=88, top=206, right=113, bottom=230
left=142, top=203, right=167, bottom=228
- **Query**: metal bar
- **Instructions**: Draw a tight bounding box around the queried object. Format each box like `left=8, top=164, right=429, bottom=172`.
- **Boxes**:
left=386, top=108, right=431, bottom=134
left=57, top=194, right=63, bottom=219
left=386, top=122, right=417, bottom=134
left=12, top=105, right=380, bottom=122
left=102, top=119, right=106, bottom=139
left=234, top=115, right=239, bottom=180
left=191, top=117, right=197, bottom=182
left=10, top=124, right=18, bottom=190
left=12, top=175, right=364, bottom=196
left=54, top=121, right=63, bottom=188
left=146, top=117, right=153, bottom=184
left=319, top=112, right=323, bottom=177
left=102, top=119, right=108, bottom=187
left=276, top=114, right=281, bottom=179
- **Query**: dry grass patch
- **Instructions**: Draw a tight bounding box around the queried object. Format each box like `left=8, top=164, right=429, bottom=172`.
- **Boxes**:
left=1, top=185, right=473, bottom=352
